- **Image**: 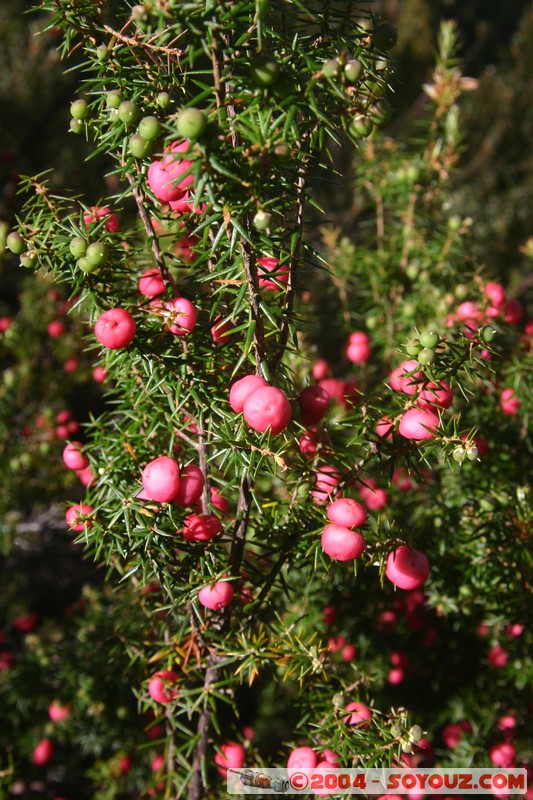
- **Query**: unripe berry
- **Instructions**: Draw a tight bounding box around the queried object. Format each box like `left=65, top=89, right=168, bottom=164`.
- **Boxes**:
left=96, top=44, right=109, bottom=61
left=69, top=236, right=87, bottom=258
left=129, top=133, right=152, bottom=159
left=69, top=118, right=84, bottom=134
left=372, top=22, right=398, bottom=51
left=253, top=209, right=272, bottom=231
left=118, top=100, right=140, bottom=125
left=322, top=58, right=341, bottom=78
left=405, top=338, right=422, bottom=356
left=369, top=98, right=392, bottom=127
left=85, top=242, right=109, bottom=267
left=138, top=115, right=161, bottom=140
left=70, top=99, right=89, bottom=120
left=419, top=330, right=439, bottom=349
left=176, top=108, right=208, bottom=140
left=349, top=115, right=373, bottom=138
left=7, top=232, right=26, bottom=255
left=106, top=90, right=122, bottom=109
left=157, top=91, right=171, bottom=109
left=19, top=250, right=37, bottom=268
left=251, top=54, right=280, bottom=86
left=344, top=59, right=363, bottom=83
left=417, top=347, right=435, bottom=366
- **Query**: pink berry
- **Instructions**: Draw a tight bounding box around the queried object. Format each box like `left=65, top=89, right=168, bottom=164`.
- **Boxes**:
left=343, top=701, right=372, bottom=728
left=47, top=319, right=66, bottom=338
left=442, top=721, right=472, bottom=749
left=164, top=296, right=197, bottom=335
left=385, top=545, right=429, bottom=590
left=138, top=268, right=166, bottom=298
left=48, top=701, right=70, bottom=723
left=287, top=746, right=317, bottom=770
left=484, top=282, right=506, bottom=309
left=504, top=298, right=523, bottom=324
left=417, top=380, right=453, bottom=410
left=299, top=385, right=330, bottom=425
left=257, top=256, right=289, bottom=290
left=321, top=524, right=366, bottom=561
left=326, top=497, right=367, bottom=528
left=210, top=487, right=229, bottom=514
left=312, top=465, right=342, bottom=505
left=76, top=465, right=95, bottom=487
left=151, top=754, right=165, bottom=772
left=359, top=479, right=389, bottom=511
left=242, top=386, right=292, bottom=435
left=215, top=741, right=245, bottom=776
left=95, top=308, right=136, bottom=349
left=312, top=359, right=330, bottom=380
left=198, top=581, right=234, bottom=610
left=489, top=742, right=516, bottom=768
left=500, top=388, right=521, bottom=416
left=211, top=316, right=234, bottom=343
left=63, top=441, right=89, bottom=471
left=457, top=300, right=482, bottom=321
left=83, top=206, right=119, bottom=232
left=13, top=612, right=38, bottom=632
left=389, top=360, right=423, bottom=395
left=376, top=415, right=394, bottom=439
left=183, top=512, right=222, bottom=542
left=299, top=428, right=319, bottom=457
left=346, top=331, right=371, bottom=363
left=32, top=737, right=54, bottom=765
left=398, top=407, right=439, bottom=440
left=488, top=645, right=509, bottom=668
left=147, top=141, right=194, bottom=203
left=173, top=464, right=204, bottom=506
left=341, top=643, right=357, bottom=662
left=92, top=365, right=108, bottom=383
left=141, top=456, right=181, bottom=503
left=65, top=504, right=94, bottom=532
left=229, top=375, right=269, bottom=413
left=148, top=670, right=179, bottom=704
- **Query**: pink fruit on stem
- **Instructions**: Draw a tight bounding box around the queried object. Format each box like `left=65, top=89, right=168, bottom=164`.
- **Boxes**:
left=359, top=479, right=389, bottom=511
left=215, top=741, right=246, bottom=776
left=500, top=388, right=521, bottom=416
left=210, top=487, right=229, bottom=514
left=376, top=415, right=394, bottom=439
left=198, top=581, right=234, bottom=610
left=95, top=308, right=136, bottom=349
left=164, top=296, right=197, bottom=335
left=343, top=701, right=372, bottom=728
left=92, top=365, right=108, bottom=383
left=138, top=268, right=166, bottom=298
left=141, top=456, right=181, bottom=503
left=148, top=670, right=179, bottom=704
left=287, top=746, right=317, bottom=770
left=326, top=497, right=367, bottom=528
left=299, top=385, right=330, bottom=425
left=341, top=643, right=357, bottom=662
left=211, top=316, right=234, bottom=343
left=242, top=386, right=292, bottom=435
left=346, top=331, right=371, bottom=363
left=32, top=737, right=54, bottom=765
left=417, top=380, right=453, bottom=410
left=321, top=524, right=366, bottom=561
left=83, top=206, right=119, bottom=232
left=257, top=256, right=289, bottom=290
left=488, top=645, right=509, bottom=668
left=65, top=504, right=94, bottom=532
left=147, top=140, right=195, bottom=203
left=173, top=464, right=204, bottom=506
left=389, top=360, right=423, bottom=395
left=47, top=319, right=66, bottom=338
left=48, top=701, right=70, bottom=723
left=312, top=358, right=330, bottom=380
left=312, top=465, right=342, bottom=505
left=489, top=742, right=516, bottom=768
left=63, top=441, right=89, bottom=471
left=386, top=545, right=430, bottom=590
left=504, top=298, right=523, bottom=324
left=398, top=408, right=439, bottom=440
left=484, top=282, right=506, bottom=309
left=183, top=513, right=222, bottom=542
left=76, top=465, right=95, bottom=487
left=229, top=374, right=269, bottom=413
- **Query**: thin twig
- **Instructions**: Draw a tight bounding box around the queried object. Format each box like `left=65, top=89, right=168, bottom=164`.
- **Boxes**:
left=125, top=172, right=171, bottom=286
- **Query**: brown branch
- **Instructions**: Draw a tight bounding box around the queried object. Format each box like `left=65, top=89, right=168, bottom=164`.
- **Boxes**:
left=125, top=172, right=172, bottom=287
left=187, top=655, right=220, bottom=800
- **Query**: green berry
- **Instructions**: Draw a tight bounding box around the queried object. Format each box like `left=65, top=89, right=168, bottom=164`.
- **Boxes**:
left=418, top=347, right=435, bottom=366
left=77, top=256, right=98, bottom=274
left=406, top=263, right=419, bottom=280
left=453, top=447, right=466, bottom=464
left=128, top=134, right=152, bottom=159
left=19, top=250, right=38, bottom=269
left=322, top=58, right=341, bottom=78
left=6, top=232, right=26, bottom=255
left=344, top=59, right=363, bottom=83
left=106, top=90, right=122, bottom=109
left=349, top=115, right=373, bottom=138
left=176, top=107, right=208, bottom=140
left=466, top=446, right=479, bottom=461
left=405, top=338, right=422, bottom=356
left=70, top=99, right=89, bottom=120
left=156, top=91, right=171, bottom=109
left=85, top=242, right=109, bottom=267
left=390, top=724, right=403, bottom=738
left=251, top=54, right=281, bottom=87
left=369, top=98, right=392, bottom=127
left=69, top=236, right=87, bottom=258
left=118, top=100, right=140, bottom=125
left=372, top=22, right=398, bottom=51
left=69, top=118, right=84, bottom=134
left=481, top=326, right=496, bottom=343
left=138, top=115, right=161, bottom=141
left=96, top=45, right=109, bottom=61
left=131, top=4, right=147, bottom=21
left=409, top=725, right=424, bottom=742
left=253, top=210, right=272, bottom=231
left=419, top=330, right=439, bottom=349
